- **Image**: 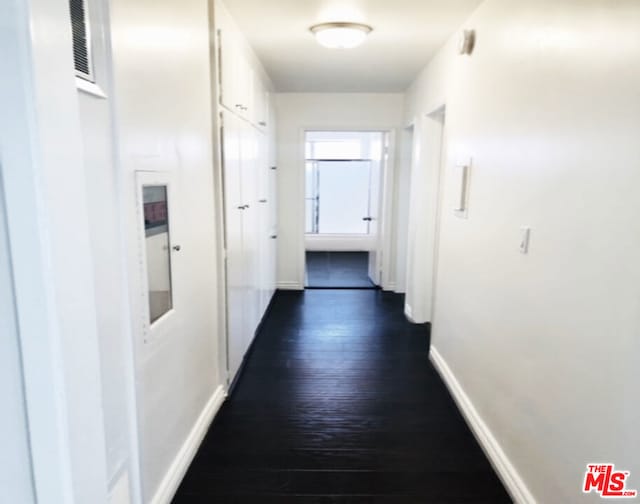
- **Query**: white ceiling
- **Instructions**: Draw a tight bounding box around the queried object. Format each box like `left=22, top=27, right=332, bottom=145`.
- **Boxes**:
left=222, top=0, right=483, bottom=92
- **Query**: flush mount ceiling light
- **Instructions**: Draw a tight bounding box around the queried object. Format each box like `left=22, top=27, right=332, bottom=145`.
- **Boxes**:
left=310, top=22, right=373, bottom=49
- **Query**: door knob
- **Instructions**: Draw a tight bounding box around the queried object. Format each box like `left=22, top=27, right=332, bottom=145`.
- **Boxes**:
left=362, top=217, right=373, bottom=221
left=172, top=245, right=182, bottom=251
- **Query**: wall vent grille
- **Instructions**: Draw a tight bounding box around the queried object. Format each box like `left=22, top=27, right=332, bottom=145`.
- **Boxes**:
left=69, top=0, right=94, bottom=81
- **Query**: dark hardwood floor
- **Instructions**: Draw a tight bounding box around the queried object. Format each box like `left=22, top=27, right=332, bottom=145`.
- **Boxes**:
left=306, top=252, right=375, bottom=288
left=173, top=290, right=511, bottom=503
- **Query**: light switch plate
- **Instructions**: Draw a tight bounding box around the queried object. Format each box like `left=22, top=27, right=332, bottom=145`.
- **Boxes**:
left=519, top=227, right=531, bottom=254
left=453, top=163, right=469, bottom=213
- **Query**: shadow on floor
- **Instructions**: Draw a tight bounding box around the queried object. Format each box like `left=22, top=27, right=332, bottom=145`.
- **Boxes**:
left=306, top=251, right=375, bottom=289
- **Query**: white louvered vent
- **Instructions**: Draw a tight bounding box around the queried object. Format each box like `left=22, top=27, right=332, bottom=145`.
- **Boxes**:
left=69, top=0, right=94, bottom=81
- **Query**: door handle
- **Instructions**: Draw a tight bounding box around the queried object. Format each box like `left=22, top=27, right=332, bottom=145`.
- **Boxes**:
left=259, top=199, right=267, bottom=203
left=362, top=217, right=373, bottom=221
left=172, top=245, right=182, bottom=252
left=270, top=235, right=277, bottom=239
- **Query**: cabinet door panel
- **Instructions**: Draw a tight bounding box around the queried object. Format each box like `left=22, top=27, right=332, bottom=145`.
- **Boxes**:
left=242, top=125, right=260, bottom=342
left=221, top=113, right=245, bottom=380
left=254, top=83, right=268, bottom=130
left=218, top=29, right=238, bottom=112
left=256, top=131, right=270, bottom=314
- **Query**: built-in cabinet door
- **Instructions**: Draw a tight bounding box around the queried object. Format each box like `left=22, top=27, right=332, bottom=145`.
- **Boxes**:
left=240, top=125, right=260, bottom=338
left=267, top=158, right=277, bottom=299
left=218, top=27, right=270, bottom=129
left=253, top=86, right=268, bottom=130
left=219, top=28, right=250, bottom=119
left=221, top=113, right=246, bottom=380
left=256, top=132, right=270, bottom=313
left=222, top=112, right=269, bottom=382
left=218, top=29, right=238, bottom=114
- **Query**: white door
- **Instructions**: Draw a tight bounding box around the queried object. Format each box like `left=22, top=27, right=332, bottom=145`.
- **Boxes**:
left=221, top=113, right=245, bottom=381
left=136, top=171, right=182, bottom=344
left=368, top=133, right=387, bottom=284
left=315, top=160, right=371, bottom=234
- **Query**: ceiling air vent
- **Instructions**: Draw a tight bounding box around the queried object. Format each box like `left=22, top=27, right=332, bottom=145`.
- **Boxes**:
left=69, top=0, right=94, bottom=81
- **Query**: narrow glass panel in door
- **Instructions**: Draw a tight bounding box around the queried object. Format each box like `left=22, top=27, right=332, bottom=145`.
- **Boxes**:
left=143, top=185, right=173, bottom=323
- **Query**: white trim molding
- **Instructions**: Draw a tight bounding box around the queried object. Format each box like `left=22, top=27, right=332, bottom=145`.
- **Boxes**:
left=75, top=77, right=107, bottom=99
left=277, top=281, right=304, bottom=290
left=150, top=385, right=226, bottom=504
left=384, top=281, right=397, bottom=292
left=305, top=233, right=375, bottom=252
left=404, top=303, right=414, bottom=321
left=429, top=347, right=536, bottom=504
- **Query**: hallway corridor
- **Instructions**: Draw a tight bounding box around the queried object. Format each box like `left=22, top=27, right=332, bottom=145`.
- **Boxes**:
left=174, top=290, right=510, bottom=502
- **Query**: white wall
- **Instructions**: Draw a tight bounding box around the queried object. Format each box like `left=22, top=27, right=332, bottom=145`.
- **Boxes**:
left=0, top=0, right=110, bottom=500
left=109, top=0, right=223, bottom=500
left=275, top=93, right=404, bottom=290
left=76, top=0, right=140, bottom=496
left=405, top=0, right=640, bottom=502
left=0, top=179, right=35, bottom=504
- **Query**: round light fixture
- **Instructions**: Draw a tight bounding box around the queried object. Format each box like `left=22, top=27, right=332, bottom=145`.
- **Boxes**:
left=310, top=22, right=373, bottom=49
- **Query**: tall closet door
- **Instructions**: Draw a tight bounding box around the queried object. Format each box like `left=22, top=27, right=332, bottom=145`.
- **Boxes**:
left=221, top=113, right=245, bottom=380
left=267, top=159, right=277, bottom=298
left=240, top=124, right=260, bottom=342
left=256, top=131, right=271, bottom=313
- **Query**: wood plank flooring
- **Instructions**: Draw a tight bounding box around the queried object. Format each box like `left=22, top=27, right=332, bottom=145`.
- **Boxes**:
left=173, top=290, right=511, bottom=503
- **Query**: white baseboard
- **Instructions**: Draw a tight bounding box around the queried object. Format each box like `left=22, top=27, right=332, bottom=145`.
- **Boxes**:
left=108, top=470, right=130, bottom=504
left=277, top=281, right=303, bottom=290
left=150, top=385, right=226, bottom=504
left=404, top=303, right=414, bottom=321
left=429, top=347, right=536, bottom=504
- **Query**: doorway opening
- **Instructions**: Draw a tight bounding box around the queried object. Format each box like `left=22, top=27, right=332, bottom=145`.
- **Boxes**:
left=304, top=131, right=387, bottom=289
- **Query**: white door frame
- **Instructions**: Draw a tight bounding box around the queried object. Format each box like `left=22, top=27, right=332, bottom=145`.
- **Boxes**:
left=0, top=0, right=109, bottom=501
left=404, top=106, right=446, bottom=323
left=296, top=127, right=397, bottom=290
